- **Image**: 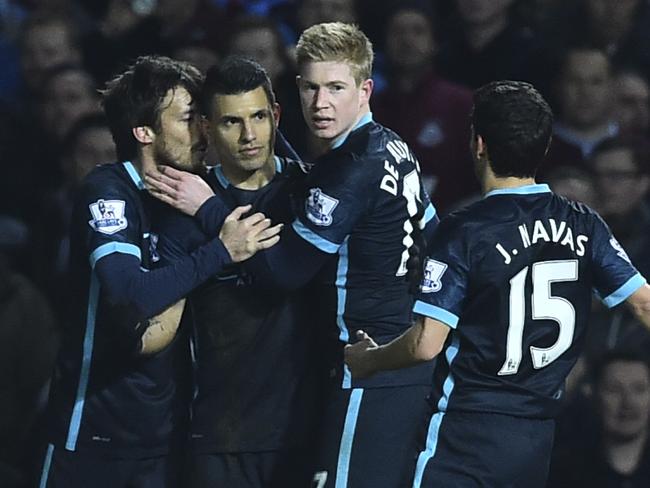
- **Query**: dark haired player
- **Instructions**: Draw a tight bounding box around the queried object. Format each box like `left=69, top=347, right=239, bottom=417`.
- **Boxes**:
left=38, top=55, right=280, bottom=488
left=147, top=56, right=318, bottom=488
left=345, top=80, right=650, bottom=487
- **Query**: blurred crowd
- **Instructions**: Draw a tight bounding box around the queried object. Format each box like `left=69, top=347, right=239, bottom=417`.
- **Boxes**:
left=2, top=0, right=650, bottom=486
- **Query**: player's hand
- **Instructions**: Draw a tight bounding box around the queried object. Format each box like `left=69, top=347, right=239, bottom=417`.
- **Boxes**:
left=344, top=330, right=379, bottom=379
left=219, top=205, right=282, bottom=262
left=145, top=165, right=214, bottom=216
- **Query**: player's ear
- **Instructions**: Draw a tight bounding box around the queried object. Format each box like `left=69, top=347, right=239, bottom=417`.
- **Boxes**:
left=273, top=102, right=281, bottom=125
left=359, top=78, right=373, bottom=105
left=133, top=126, right=155, bottom=145
left=475, top=134, right=488, bottom=161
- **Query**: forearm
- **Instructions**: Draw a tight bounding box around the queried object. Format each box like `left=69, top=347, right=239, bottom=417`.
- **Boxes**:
left=369, top=318, right=435, bottom=372
left=96, top=237, right=231, bottom=323
left=628, top=283, right=650, bottom=331
left=195, top=196, right=230, bottom=236
left=139, top=298, right=186, bottom=354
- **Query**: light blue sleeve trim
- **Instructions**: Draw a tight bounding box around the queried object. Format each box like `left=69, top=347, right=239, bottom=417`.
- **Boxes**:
left=122, top=161, right=146, bottom=190
left=413, top=300, right=459, bottom=329
left=274, top=155, right=283, bottom=173
left=89, top=242, right=141, bottom=268
left=602, top=273, right=647, bottom=308
left=292, top=219, right=341, bottom=254
left=423, top=203, right=437, bottom=223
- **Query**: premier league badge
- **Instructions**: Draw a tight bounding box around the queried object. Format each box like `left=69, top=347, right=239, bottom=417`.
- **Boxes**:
left=421, top=258, right=447, bottom=293
left=88, top=199, right=128, bottom=235
left=305, top=188, right=339, bottom=226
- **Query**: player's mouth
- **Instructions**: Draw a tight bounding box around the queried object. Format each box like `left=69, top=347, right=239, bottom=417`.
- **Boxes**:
left=312, top=117, right=334, bottom=129
left=239, top=146, right=263, bottom=158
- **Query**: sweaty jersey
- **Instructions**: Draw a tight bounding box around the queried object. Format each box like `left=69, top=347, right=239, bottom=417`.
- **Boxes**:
left=292, top=113, right=438, bottom=388
left=47, top=161, right=229, bottom=457
left=415, top=184, right=647, bottom=418
left=155, top=157, right=319, bottom=453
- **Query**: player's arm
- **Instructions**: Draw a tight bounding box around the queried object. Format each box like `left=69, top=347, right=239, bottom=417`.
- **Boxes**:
left=94, top=206, right=280, bottom=324
left=345, top=315, right=450, bottom=379
left=139, top=298, right=186, bottom=355
left=626, top=284, right=650, bottom=330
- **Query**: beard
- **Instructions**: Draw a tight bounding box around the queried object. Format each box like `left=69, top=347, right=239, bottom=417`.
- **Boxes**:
left=153, top=138, right=204, bottom=174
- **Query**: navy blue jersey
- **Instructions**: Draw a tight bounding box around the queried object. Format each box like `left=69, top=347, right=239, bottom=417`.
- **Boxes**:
left=291, top=114, right=438, bottom=388
left=415, top=184, right=647, bottom=418
left=46, top=161, right=230, bottom=457
left=156, top=157, right=319, bottom=453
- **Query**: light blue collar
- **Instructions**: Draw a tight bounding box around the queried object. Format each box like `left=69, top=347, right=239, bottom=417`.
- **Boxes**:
left=331, top=112, right=373, bottom=150
left=212, top=156, right=281, bottom=189
left=484, top=183, right=551, bottom=198
left=123, top=161, right=146, bottom=190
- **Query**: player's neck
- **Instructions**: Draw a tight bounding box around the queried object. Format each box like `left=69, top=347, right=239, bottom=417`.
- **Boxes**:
left=321, top=107, right=371, bottom=153
left=483, top=170, right=536, bottom=195
left=222, top=158, right=276, bottom=190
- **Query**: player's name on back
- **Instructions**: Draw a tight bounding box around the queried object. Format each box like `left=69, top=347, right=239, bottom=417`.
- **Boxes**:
left=496, top=219, right=588, bottom=264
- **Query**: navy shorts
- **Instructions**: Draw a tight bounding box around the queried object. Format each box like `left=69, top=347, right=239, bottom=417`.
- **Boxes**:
left=185, top=449, right=313, bottom=488
left=37, top=444, right=182, bottom=488
left=411, top=411, right=555, bottom=488
left=311, top=384, right=431, bottom=488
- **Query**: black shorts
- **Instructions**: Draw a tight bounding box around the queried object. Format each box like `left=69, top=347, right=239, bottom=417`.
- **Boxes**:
left=185, top=449, right=313, bottom=488
left=310, top=384, right=431, bottom=488
left=412, top=411, right=555, bottom=488
left=37, top=444, right=182, bottom=488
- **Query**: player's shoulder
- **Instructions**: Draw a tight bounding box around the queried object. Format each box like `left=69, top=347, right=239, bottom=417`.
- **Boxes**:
left=277, top=156, right=311, bottom=179
left=81, top=162, right=136, bottom=198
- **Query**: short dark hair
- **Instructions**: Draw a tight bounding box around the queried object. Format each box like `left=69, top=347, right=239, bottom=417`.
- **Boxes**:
left=202, top=56, right=275, bottom=118
left=471, top=80, right=553, bottom=178
left=592, top=349, right=650, bottom=389
left=100, top=55, right=203, bottom=161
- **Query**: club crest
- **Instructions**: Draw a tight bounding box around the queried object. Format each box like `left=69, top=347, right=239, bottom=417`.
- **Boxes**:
left=88, top=199, right=127, bottom=235
left=305, top=188, right=339, bottom=226
left=421, top=258, right=448, bottom=293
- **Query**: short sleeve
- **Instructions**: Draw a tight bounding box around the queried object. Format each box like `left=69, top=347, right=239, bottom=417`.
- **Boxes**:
left=413, top=216, right=470, bottom=328
left=591, top=214, right=647, bottom=308
left=292, top=156, right=374, bottom=254
left=77, top=177, right=143, bottom=267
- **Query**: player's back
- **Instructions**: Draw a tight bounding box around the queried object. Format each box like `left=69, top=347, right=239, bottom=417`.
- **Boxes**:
left=420, top=184, right=645, bottom=418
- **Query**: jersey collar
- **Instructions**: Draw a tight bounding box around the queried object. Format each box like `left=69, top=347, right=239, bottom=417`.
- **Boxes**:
left=123, top=161, right=146, bottom=190
left=331, top=112, right=374, bottom=150
left=212, top=156, right=282, bottom=189
left=484, top=183, right=551, bottom=198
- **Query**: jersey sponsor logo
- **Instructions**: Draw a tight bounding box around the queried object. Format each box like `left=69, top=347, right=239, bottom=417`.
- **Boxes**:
left=305, top=187, right=338, bottom=226
left=610, top=236, right=631, bottom=263
left=88, top=199, right=127, bottom=235
left=421, top=258, right=447, bottom=293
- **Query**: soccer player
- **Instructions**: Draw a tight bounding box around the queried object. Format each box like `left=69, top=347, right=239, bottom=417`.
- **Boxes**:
left=146, top=56, right=318, bottom=488
left=38, top=56, right=280, bottom=488
left=344, top=80, right=650, bottom=487
left=255, top=22, right=438, bottom=488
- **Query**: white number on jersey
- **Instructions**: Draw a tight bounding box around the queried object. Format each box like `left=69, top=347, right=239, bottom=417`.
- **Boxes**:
left=498, top=259, right=578, bottom=375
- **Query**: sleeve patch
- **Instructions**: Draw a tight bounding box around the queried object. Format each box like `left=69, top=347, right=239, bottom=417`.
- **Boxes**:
left=305, top=188, right=339, bottom=226
left=421, top=258, right=448, bottom=293
left=610, top=237, right=631, bottom=263
left=88, top=199, right=128, bottom=235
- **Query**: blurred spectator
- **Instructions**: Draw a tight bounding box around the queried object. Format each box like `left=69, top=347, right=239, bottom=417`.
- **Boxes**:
left=38, top=64, right=100, bottom=142
left=435, top=0, right=543, bottom=89
left=552, top=0, right=650, bottom=83
left=542, top=47, right=618, bottom=177
left=372, top=3, right=478, bottom=213
left=296, top=0, right=357, bottom=32
left=591, top=136, right=650, bottom=259
left=225, top=15, right=309, bottom=157
left=549, top=350, right=650, bottom=487
left=18, top=13, right=82, bottom=95
left=544, top=166, right=598, bottom=208
left=0, top=256, right=59, bottom=488
left=172, top=42, right=219, bottom=75
left=613, top=69, right=650, bottom=137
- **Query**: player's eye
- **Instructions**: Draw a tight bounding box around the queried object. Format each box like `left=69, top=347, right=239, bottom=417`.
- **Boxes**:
left=223, top=117, right=239, bottom=126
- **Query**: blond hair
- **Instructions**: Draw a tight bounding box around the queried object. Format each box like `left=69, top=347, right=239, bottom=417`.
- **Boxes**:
left=296, top=22, right=374, bottom=85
